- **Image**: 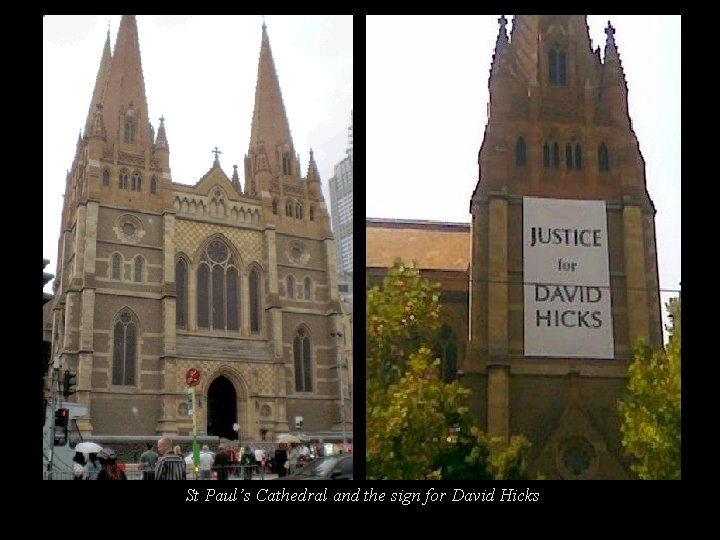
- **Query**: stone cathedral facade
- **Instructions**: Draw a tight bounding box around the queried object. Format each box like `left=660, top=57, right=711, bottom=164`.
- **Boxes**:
left=467, top=15, right=662, bottom=479
left=47, top=16, right=350, bottom=443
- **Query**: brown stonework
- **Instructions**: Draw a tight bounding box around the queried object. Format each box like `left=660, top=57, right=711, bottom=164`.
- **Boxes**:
left=366, top=16, right=662, bottom=480
left=46, top=16, right=349, bottom=445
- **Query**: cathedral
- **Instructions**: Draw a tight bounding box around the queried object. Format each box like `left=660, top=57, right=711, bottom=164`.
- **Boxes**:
left=46, top=16, right=350, bottom=443
left=367, top=16, right=662, bottom=479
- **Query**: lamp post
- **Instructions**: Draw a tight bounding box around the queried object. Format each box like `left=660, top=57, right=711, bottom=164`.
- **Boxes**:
left=330, top=330, right=347, bottom=447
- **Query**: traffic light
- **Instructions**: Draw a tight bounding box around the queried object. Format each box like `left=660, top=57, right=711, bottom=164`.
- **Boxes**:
left=55, top=408, right=69, bottom=428
left=63, top=370, right=77, bottom=398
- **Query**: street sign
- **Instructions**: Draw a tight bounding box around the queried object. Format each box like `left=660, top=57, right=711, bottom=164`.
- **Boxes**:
left=186, top=368, right=201, bottom=386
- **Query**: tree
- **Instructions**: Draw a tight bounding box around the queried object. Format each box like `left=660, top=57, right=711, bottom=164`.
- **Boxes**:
left=618, top=297, right=681, bottom=479
left=367, top=259, right=530, bottom=479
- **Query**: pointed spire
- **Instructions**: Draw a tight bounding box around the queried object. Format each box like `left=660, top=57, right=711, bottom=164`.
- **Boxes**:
left=603, top=21, right=627, bottom=88
left=489, top=15, right=510, bottom=85
left=231, top=164, right=242, bottom=194
left=154, top=115, right=169, bottom=150
left=306, top=148, right=320, bottom=182
left=101, top=15, right=152, bottom=151
left=248, top=18, right=297, bottom=176
left=84, top=25, right=113, bottom=137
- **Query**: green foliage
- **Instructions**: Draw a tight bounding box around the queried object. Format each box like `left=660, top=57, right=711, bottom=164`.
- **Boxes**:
left=367, top=259, right=530, bottom=480
left=618, top=297, right=681, bottom=480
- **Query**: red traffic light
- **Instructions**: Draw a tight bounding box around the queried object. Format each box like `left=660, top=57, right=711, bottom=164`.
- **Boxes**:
left=55, top=408, right=69, bottom=427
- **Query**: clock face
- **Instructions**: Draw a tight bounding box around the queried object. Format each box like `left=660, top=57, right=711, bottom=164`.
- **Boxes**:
left=123, top=223, right=135, bottom=236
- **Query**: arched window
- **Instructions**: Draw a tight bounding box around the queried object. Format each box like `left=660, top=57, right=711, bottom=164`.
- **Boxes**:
left=132, top=172, right=142, bottom=191
left=176, top=259, right=187, bottom=328
left=296, top=202, right=303, bottom=220
left=124, top=121, right=135, bottom=144
left=282, top=154, right=292, bottom=175
left=286, top=200, right=293, bottom=217
left=102, top=169, right=110, bottom=186
left=112, top=310, right=136, bottom=386
left=293, top=327, right=312, bottom=392
left=553, top=142, right=560, bottom=169
left=287, top=275, right=295, bottom=299
left=598, top=143, right=610, bottom=172
left=549, top=48, right=567, bottom=85
left=150, top=176, right=157, bottom=194
left=118, top=170, right=128, bottom=190
left=272, top=199, right=278, bottom=215
left=250, top=268, right=261, bottom=334
left=304, top=277, right=312, bottom=300
left=112, top=254, right=121, bottom=280
left=543, top=143, right=550, bottom=168
left=566, top=143, right=573, bottom=169
left=309, top=206, right=315, bottom=221
left=134, top=257, right=143, bottom=282
left=574, top=144, right=582, bottom=170
left=226, top=267, right=239, bottom=331
left=516, top=137, right=527, bottom=166
left=196, top=239, right=240, bottom=331
left=197, top=264, right=209, bottom=328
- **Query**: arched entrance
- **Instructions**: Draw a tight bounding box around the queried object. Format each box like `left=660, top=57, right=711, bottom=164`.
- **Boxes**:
left=207, top=376, right=238, bottom=440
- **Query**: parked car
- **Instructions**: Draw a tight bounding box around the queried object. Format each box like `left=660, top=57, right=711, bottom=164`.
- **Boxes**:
left=277, top=455, right=353, bottom=480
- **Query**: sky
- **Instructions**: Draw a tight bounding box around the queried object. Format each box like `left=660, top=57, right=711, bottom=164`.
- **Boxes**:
left=43, top=15, right=353, bottom=292
left=366, top=15, right=681, bottom=337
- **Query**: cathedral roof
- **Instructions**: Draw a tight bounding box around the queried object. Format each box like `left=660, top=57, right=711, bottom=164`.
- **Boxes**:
left=366, top=218, right=470, bottom=272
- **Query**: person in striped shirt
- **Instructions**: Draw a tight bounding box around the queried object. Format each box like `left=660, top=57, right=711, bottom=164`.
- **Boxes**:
left=155, top=437, right=187, bottom=480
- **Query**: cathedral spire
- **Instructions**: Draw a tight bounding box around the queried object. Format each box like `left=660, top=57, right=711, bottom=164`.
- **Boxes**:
left=248, top=19, right=296, bottom=176
left=101, top=15, right=152, bottom=151
left=489, top=15, right=510, bottom=85
left=231, top=164, right=242, bottom=194
left=603, top=21, right=627, bottom=90
left=84, top=27, right=113, bottom=137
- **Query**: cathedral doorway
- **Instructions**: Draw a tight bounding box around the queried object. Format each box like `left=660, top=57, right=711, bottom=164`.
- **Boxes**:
left=207, top=376, right=238, bottom=441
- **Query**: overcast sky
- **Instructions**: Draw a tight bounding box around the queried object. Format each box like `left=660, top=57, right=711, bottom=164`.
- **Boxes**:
left=366, top=15, right=681, bottom=332
left=43, top=15, right=353, bottom=291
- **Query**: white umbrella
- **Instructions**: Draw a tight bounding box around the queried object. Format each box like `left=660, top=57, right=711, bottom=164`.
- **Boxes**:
left=275, top=433, right=301, bottom=444
left=75, top=442, right=103, bottom=454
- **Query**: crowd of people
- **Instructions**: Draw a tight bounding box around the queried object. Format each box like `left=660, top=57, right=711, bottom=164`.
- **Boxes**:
left=72, top=438, right=352, bottom=480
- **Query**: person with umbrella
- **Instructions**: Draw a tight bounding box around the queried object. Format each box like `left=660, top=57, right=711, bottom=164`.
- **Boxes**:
left=76, top=441, right=103, bottom=480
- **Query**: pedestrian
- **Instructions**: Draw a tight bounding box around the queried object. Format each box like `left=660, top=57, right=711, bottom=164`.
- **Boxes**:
left=241, top=446, right=254, bottom=480
left=199, top=444, right=214, bottom=480
left=254, top=446, right=265, bottom=475
left=213, top=444, right=231, bottom=480
left=155, top=437, right=187, bottom=480
left=275, top=444, right=288, bottom=478
left=139, top=442, right=159, bottom=481
left=86, top=452, right=101, bottom=480
left=97, top=448, right=127, bottom=480
left=72, top=451, right=87, bottom=480
left=287, top=443, right=300, bottom=475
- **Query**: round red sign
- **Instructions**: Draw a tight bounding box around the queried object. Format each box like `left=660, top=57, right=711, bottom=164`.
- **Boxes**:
left=186, top=368, right=201, bottom=386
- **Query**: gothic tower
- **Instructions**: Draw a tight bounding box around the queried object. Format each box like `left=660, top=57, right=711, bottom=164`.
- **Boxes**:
left=49, top=16, right=348, bottom=445
left=467, top=16, right=662, bottom=479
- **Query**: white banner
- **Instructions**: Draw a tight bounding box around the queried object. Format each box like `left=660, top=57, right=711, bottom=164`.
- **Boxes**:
left=523, top=197, right=614, bottom=358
